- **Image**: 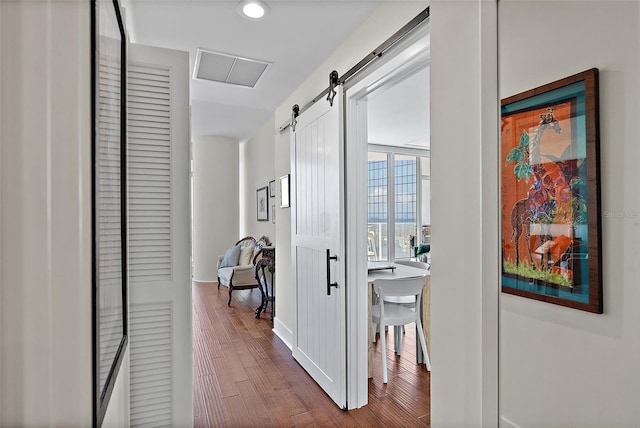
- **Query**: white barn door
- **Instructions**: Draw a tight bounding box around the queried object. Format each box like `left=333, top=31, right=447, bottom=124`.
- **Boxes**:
left=127, top=43, right=192, bottom=427
left=291, top=86, right=347, bottom=409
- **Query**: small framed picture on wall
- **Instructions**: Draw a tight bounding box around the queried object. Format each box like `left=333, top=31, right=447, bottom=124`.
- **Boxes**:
left=257, top=186, right=269, bottom=221
left=269, top=180, right=276, bottom=198
left=280, top=174, right=290, bottom=208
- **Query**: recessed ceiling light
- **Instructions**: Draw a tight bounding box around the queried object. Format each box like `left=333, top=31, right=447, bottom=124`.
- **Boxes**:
left=237, top=0, right=270, bottom=20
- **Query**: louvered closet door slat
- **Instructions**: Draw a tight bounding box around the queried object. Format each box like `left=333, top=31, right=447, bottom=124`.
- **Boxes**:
left=129, top=64, right=170, bottom=77
left=128, top=113, right=169, bottom=122
left=129, top=142, right=170, bottom=151
left=128, top=82, right=170, bottom=95
left=128, top=124, right=170, bottom=135
left=128, top=100, right=171, bottom=111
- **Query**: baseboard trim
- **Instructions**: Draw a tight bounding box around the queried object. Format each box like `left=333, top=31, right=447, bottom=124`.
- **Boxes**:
left=272, top=317, right=292, bottom=350
left=500, top=416, right=523, bottom=428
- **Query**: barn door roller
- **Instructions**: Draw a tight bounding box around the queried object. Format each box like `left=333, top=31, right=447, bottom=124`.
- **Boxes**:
left=291, top=104, right=300, bottom=132
left=326, top=70, right=339, bottom=107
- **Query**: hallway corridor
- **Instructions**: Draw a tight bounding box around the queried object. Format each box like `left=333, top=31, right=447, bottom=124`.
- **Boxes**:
left=192, top=281, right=430, bottom=427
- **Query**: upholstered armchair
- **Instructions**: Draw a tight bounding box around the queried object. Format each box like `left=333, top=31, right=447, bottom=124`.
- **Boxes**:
left=217, top=236, right=271, bottom=306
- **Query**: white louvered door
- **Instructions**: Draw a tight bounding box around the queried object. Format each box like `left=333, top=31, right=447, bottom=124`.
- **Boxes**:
left=127, top=44, right=191, bottom=427
left=291, top=86, right=347, bottom=409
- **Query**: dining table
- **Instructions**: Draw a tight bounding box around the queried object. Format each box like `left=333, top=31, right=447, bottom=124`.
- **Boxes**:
left=367, top=261, right=431, bottom=378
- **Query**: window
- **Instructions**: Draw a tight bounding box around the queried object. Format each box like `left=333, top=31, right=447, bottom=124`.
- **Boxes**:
left=367, top=152, right=388, bottom=260
left=394, top=154, right=417, bottom=259
left=420, top=156, right=431, bottom=246
left=368, top=150, right=430, bottom=261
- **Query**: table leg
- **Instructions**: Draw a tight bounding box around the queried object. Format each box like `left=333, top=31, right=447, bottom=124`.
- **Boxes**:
left=416, top=276, right=431, bottom=364
left=368, top=282, right=373, bottom=379
left=255, top=265, right=268, bottom=318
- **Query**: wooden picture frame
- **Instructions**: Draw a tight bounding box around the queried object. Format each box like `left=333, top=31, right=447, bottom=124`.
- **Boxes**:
left=91, top=0, right=129, bottom=425
left=500, top=68, right=602, bottom=313
left=257, top=186, right=269, bottom=221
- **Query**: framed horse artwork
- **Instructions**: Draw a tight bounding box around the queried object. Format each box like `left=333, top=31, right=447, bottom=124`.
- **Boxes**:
left=500, top=68, right=603, bottom=313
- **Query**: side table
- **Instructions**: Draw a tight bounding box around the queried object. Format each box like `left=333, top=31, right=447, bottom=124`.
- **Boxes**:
left=254, top=246, right=275, bottom=322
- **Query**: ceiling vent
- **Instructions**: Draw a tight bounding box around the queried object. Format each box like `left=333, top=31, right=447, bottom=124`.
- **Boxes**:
left=193, top=48, right=271, bottom=88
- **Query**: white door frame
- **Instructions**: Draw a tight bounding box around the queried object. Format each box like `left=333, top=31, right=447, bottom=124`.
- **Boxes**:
left=344, top=23, right=431, bottom=408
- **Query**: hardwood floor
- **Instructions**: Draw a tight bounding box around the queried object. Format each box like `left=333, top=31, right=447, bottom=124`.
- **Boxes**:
left=192, top=281, right=430, bottom=427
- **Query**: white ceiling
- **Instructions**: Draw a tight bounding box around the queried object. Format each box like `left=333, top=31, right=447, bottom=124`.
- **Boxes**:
left=122, top=0, right=384, bottom=142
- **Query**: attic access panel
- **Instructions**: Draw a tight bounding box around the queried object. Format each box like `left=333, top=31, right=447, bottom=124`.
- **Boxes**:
left=193, top=48, right=271, bottom=88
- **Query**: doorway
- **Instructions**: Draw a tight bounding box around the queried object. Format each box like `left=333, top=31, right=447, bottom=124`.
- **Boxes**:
left=345, top=21, right=431, bottom=409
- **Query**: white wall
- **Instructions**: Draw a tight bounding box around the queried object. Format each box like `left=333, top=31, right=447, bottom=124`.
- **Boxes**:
left=0, top=0, right=95, bottom=425
left=239, top=118, right=276, bottom=242
left=192, top=135, right=239, bottom=281
left=499, top=2, right=640, bottom=426
left=430, top=0, right=499, bottom=426
left=273, top=128, right=293, bottom=343
left=267, top=1, right=502, bottom=424
left=266, top=1, right=503, bottom=424
left=272, top=0, right=427, bottom=339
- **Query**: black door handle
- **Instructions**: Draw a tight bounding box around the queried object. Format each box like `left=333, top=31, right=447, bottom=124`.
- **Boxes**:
left=326, top=249, right=338, bottom=295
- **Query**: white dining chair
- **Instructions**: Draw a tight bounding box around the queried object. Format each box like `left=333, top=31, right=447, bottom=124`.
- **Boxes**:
left=382, top=260, right=429, bottom=347
left=371, top=275, right=431, bottom=383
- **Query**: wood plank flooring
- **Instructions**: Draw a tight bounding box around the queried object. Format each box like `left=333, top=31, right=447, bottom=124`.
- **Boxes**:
left=193, top=281, right=430, bottom=427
